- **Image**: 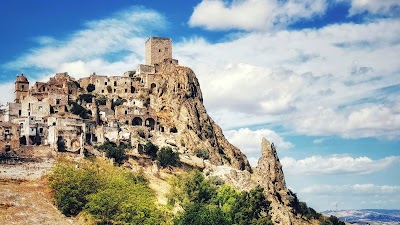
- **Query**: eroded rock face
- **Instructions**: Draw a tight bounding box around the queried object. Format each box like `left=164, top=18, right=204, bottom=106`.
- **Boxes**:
left=255, top=138, right=295, bottom=225
left=151, top=63, right=251, bottom=172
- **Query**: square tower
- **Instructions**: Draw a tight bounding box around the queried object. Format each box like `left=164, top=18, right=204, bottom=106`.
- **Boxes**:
left=145, top=37, right=172, bottom=65
left=14, top=74, right=29, bottom=103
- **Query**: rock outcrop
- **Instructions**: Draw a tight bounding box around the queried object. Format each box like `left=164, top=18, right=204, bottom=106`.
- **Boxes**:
left=206, top=137, right=301, bottom=225
left=150, top=63, right=251, bottom=172
left=255, top=138, right=295, bottom=224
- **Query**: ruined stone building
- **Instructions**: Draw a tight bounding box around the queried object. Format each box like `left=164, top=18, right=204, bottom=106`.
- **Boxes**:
left=0, top=37, right=179, bottom=154
left=0, top=37, right=250, bottom=174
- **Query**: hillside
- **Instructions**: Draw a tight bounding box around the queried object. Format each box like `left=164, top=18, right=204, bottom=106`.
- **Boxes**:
left=324, top=209, right=400, bottom=224
left=0, top=37, right=337, bottom=225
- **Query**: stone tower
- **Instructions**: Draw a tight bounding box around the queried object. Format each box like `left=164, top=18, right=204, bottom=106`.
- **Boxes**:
left=145, top=37, right=172, bottom=65
left=14, top=74, right=29, bottom=103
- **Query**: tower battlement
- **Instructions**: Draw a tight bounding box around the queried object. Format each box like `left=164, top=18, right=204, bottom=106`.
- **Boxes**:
left=145, top=37, right=172, bottom=65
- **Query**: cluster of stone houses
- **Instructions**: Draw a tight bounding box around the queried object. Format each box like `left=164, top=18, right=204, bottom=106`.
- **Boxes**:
left=0, top=37, right=177, bottom=155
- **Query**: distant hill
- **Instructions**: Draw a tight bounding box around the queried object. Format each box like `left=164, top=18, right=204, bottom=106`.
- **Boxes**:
left=323, top=209, right=400, bottom=224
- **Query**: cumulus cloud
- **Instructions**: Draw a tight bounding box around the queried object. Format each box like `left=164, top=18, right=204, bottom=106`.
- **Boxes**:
left=189, top=0, right=329, bottom=31
left=4, top=6, right=166, bottom=79
left=225, top=128, right=293, bottom=152
left=0, top=82, right=15, bottom=106
left=2, top=5, right=399, bottom=141
left=281, top=155, right=400, bottom=175
left=175, top=19, right=400, bottom=139
left=346, top=0, right=400, bottom=16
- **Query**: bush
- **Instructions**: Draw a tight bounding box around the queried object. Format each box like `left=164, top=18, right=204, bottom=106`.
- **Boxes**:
left=49, top=159, right=167, bottom=224
left=69, top=101, right=90, bottom=119
left=95, top=96, right=107, bottom=105
left=174, top=203, right=228, bottom=225
left=169, top=171, right=272, bottom=225
left=48, top=162, right=101, bottom=216
left=111, top=97, right=126, bottom=110
left=194, top=149, right=210, bottom=159
left=157, top=147, right=180, bottom=168
left=78, top=94, right=94, bottom=103
left=96, top=141, right=127, bottom=165
left=142, top=141, right=158, bottom=158
left=86, top=83, right=95, bottom=92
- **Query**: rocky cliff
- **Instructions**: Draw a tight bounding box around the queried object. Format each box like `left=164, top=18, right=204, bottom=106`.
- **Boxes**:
left=150, top=62, right=251, bottom=172
left=255, top=138, right=295, bottom=224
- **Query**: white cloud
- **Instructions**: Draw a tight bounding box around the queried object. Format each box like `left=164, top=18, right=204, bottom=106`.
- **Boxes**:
left=225, top=128, right=293, bottom=153
left=5, top=7, right=165, bottom=79
left=301, top=184, right=400, bottom=195
left=0, top=82, right=15, bottom=106
left=175, top=19, right=400, bottom=139
left=189, top=0, right=329, bottom=31
left=2, top=5, right=399, bottom=141
left=281, top=155, right=400, bottom=175
left=313, top=138, right=325, bottom=144
left=346, top=0, right=400, bottom=16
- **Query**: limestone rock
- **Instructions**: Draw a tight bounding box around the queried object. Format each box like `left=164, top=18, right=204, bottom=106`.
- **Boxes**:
left=255, top=138, right=295, bottom=225
left=150, top=63, right=251, bottom=172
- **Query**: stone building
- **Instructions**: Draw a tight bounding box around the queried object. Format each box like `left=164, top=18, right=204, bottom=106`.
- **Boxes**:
left=0, top=36, right=180, bottom=154
left=0, top=122, right=20, bottom=153
left=145, top=37, right=172, bottom=65
left=14, top=74, right=29, bottom=103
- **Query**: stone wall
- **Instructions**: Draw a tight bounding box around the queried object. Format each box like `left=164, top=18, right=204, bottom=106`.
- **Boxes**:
left=0, top=122, right=20, bottom=153
left=145, top=37, right=172, bottom=65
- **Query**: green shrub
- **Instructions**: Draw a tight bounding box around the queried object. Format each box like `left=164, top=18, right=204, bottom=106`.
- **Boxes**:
left=78, top=94, right=94, bottom=103
left=49, top=159, right=167, bottom=224
left=96, top=141, right=127, bottom=165
left=69, top=101, right=90, bottom=119
left=48, top=163, right=101, bottom=216
left=157, top=147, right=180, bottom=168
left=142, top=141, right=159, bottom=158
left=95, top=96, right=107, bottom=105
left=194, top=149, right=210, bottom=159
left=169, top=171, right=272, bottom=225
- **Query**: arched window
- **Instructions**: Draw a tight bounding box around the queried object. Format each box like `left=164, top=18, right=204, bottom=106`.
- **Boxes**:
left=145, top=118, right=155, bottom=130
left=132, top=117, right=142, bottom=126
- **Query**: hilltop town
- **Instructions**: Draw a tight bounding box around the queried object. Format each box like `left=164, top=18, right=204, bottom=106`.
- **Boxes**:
left=0, top=37, right=332, bottom=225
left=0, top=37, right=250, bottom=171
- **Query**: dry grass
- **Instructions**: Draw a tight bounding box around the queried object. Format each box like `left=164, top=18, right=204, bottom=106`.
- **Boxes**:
left=0, top=177, right=74, bottom=225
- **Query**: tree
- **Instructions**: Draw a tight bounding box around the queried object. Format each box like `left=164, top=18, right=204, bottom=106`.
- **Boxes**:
left=86, top=83, right=95, bottom=92
left=157, top=147, right=180, bottom=168
left=231, top=186, right=271, bottom=225
left=194, top=149, right=210, bottom=159
left=69, top=101, right=90, bottom=119
left=173, top=203, right=228, bottom=225
left=96, top=141, right=128, bottom=165
left=78, top=94, right=94, bottom=103
left=48, top=163, right=100, bottom=216
left=142, top=141, right=158, bottom=158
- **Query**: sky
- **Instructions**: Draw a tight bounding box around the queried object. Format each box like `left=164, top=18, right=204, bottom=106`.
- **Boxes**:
left=1, top=0, right=399, bottom=211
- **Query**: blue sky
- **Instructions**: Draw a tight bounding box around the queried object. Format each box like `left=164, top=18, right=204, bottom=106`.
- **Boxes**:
left=1, top=0, right=399, bottom=211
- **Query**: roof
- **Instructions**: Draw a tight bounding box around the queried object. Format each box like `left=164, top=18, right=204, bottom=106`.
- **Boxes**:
left=16, top=74, right=29, bottom=83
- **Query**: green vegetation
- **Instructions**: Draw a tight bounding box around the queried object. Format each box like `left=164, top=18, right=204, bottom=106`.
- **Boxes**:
left=86, top=83, right=95, bottom=92
left=78, top=93, right=95, bottom=103
left=157, top=147, right=180, bottom=168
left=111, top=97, right=127, bottom=110
left=320, top=216, right=345, bottom=225
left=143, top=141, right=159, bottom=158
left=95, top=141, right=128, bottom=165
left=48, top=161, right=100, bottom=216
left=69, top=101, right=90, bottom=119
left=170, top=170, right=273, bottom=225
left=48, top=158, right=167, bottom=224
left=194, top=149, right=210, bottom=159
left=96, top=95, right=107, bottom=105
